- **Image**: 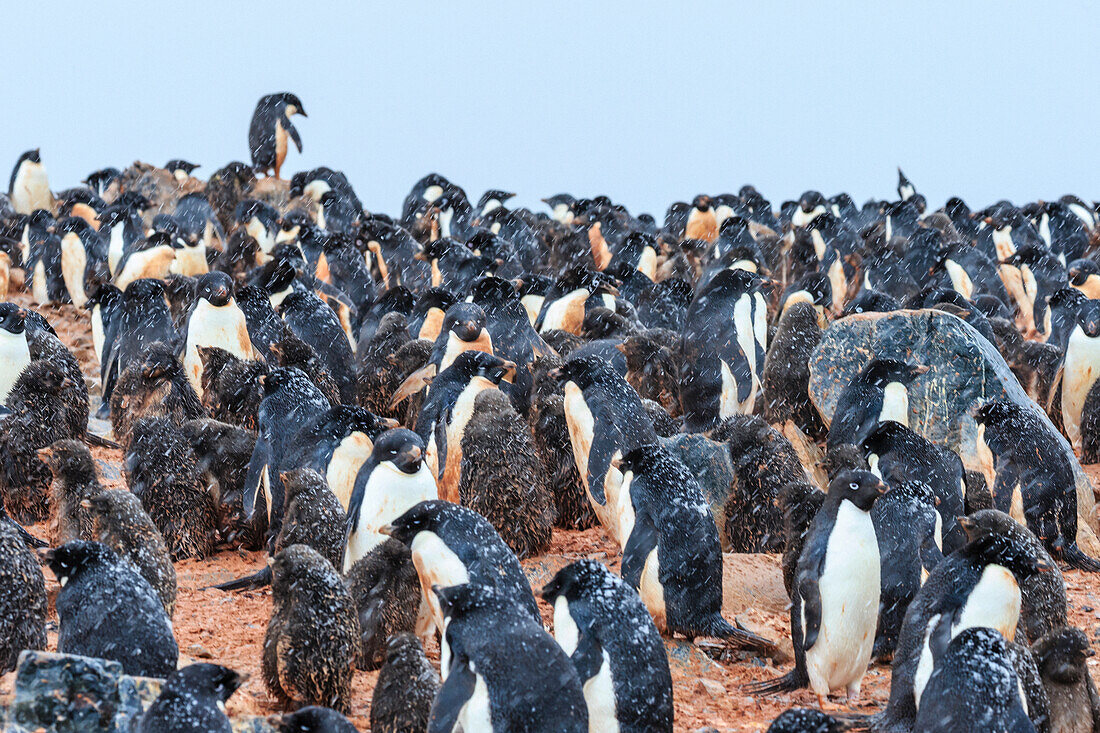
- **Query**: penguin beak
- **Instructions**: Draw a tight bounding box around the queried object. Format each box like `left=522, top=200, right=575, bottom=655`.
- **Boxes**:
left=36, top=447, right=53, bottom=463
left=957, top=515, right=977, bottom=536
left=380, top=417, right=400, bottom=430
left=498, top=361, right=517, bottom=384
left=546, top=367, right=564, bottom=383
left=378, top=523, right=394, bottom=537
left=394, top=445, right=423, bottom=473
left=875, top=481, right=888, bottom=495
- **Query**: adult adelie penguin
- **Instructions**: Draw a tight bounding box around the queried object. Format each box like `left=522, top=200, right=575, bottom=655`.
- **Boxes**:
left=430, top=582, right=588, bottom=733
left=549, top=355, right=658, bottom=544
left=680, top=268, right=769, bottom=431
left=0, top=303, right=31, bottom=404
left=749, top=471, right=885, bottom=706
left=974, top=400, right=1100, bottom=570
left=1061, top=299, right=1100, bottom=452
left=620, top=444, right=775, bottom=651
left=827, top=359, right=929, bottom=449
left=279, top=290, right=357, bottom=403
left=181, top=272, right=255, bottom=399
left=409, top=350, right=515, bottom=502
left=541, top=559, right=674, bottom=733
left=535, top=266, right=620, bottom=336
left=381, top=500, right=539, bottom=637
left=8, top=149, right=53, bottom=215
left=249, top=93, right=307, bottom=179
left=53, top=217, right=107, bottom=309
left=343, top=428, right=437, bottom=572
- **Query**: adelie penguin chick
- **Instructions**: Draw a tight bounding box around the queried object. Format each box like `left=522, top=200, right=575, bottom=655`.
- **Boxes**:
left=458, top=389, right=554, bottom=559
left=429, top=582, right=589, bottom=733
left=39, top=439, right=101, bottom=546
left=137, top=663, right=244, bottom=733
left=86, top=489, right=177, bottom=618
left=197, top=345, right=267, bottom=429
left=0, top=360, right=74, bottom=523
left=750, top=470, right=885, bottom=707
left=381, top=500, right=540, bottom=639
left=1031, top=627, right=1100, bottom=733
left=109, top=341, right=204, bottom=448
left=125, top=417, right=216, bottom=560
left=46, top=540, right=178, bottom=678
left=913, top=627, right=1035, bottom=733
left=345, top=538, right=420, bottom=671
left=762, top=301, right=827, bottom=443
left=181, top=418, right=258, bottom=547
left=0, top=519, right=47, bottom=674
left=181, top=271, right=255, bottom=400
left=370, top=633, right=440, bottom=733
left=620, top=444, right=775, bottom=651
left=273, top=706, right=358, bottom=733
left=766, top=708, right=850, bottom=733
left=541, top=559, right=674, bottom=733
left=827, top=359, right=928, bottom=449
left=249, top=93, right=306, bottom=180
left=263, top=544, right=359, bottom=714
left=344, top=428, right=437, bottom=573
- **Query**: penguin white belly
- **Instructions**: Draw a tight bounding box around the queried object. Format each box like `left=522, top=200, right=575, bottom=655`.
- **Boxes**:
left=976, top=424, right=997, bottom=491
left=944, top=259, right=974, bottom=299
left=438, top=207, right=454, bottom=239
left=345, top=463, right=438, bottom=572
left=1069, top=203, right=1095, bottom=231
left=107, top=226, right=125, bottom=275
left=91, top=305, right=106, bottom=364
left=184, top=301, right=254, bottom=398
left=639, top=548, right=666, bottom=632
left=804, top=501, right=879, bottom=697
left=114, top=246, right=175, bottom=291
left=584, top=650, right=620, bottom=733
left=326, top=431, right=374, bottom=510
left=553, top=597, right=581, bottom=653
left=441, top=377, right=495, bottom=502
left=411, top=530, right=470, bottom=632
left=952, top=563, right=1020, bottom=641
left=878, top=382, right=910, bottom=426
left=170, top=244, right=209, bottom=276
left=563, top=381, right=596, bottom=493
left=274, top=120, right=288, bottom=171
left=993, top=227, right=1016, bottom=260
left=1061, top=326, right=1100, bottom=450
left=734, top=295, right=757, bottom=378
left=810, top=230, right=827, bottom=261
left=827, top=259, right=847, bottom=312
left=718, top=359, right=757, bottom=417
left=637, top=246, right=657, bottom=281
left=541, top=288, right=589, bottom=334
left=457, top=669, right=493, bottom=733
left=31, top=260, right=48, bottom=304
left=753, top=292, right=769, bottom=353
left=13, top=166, right=52, bottom=213
left=608, top=467, right=635, bottom=546
left=269, top=286, right=292, bottom=309
left=60, top=233, right=88, bottom=307
left=440, top=330, right=493, bottom=372
left=0, top=330, right=31, bottom=402
left=913, top=614, right=940, bottom=710
left=520, top=295, right=544, bottom=326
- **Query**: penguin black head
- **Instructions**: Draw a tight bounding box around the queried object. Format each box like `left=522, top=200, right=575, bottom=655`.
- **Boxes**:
left=196, top=271, right=234, bottom=307
left=1075, top=299, right=1100, bottom=338
left=115, top=191, right=152, bottom=214
left=432, top=581, right=505, bottom=619
left=470, top=275, right=519, bottom=304
left=273, top=706, right=355, bottom=733
left=556, top=265, right=620, bottom=296
left=957, top=525, right=1051, bottom=578
left=276, top=92, right=306, bottom=117
left=53, top=216, right=98, bottom=238
left=542, top=194, right=575, bottom=209
left=371, top=428, right=425, bottom=474
left=766, top=707, right=848, bottom=733
left=859, top=359, right=929, bottom=387
left=539, top=558, right=612, bottom=604
left=704, top=267, right=768, bottom=300
left=1032, top=627, right=1094, bottom=684
left=169, top=663, right=245, bottom=703
left=28, top=209, right=54, bottom=229
left=122, top=277, right=167, bottom=304
left=235, top=199, right=279, bottom=228
left=445, top=350, right=516, bottom=385
left=0, top=303, right=27, bottom=335
left=828, top=470, right=886, bottom=512
left=970, top=400, right=1021, bottom=433
left=42, top=540, right=115, bottom=586
left=1067, top=258, right=1099, bottom=286
left=83, top=167, right=120, bottom=193
left=379, top=499, right=455, bottom=546
left=164, top=160, right=200, bottom=176
left=259, top=366, right=310, bottom=396
left=691, top=194, right=713, bottom=212
left=798, top=191, right=828, bottom=214
left=441, top=302, right=487, bottom=343
left=547, top=354, right=617, bottom=390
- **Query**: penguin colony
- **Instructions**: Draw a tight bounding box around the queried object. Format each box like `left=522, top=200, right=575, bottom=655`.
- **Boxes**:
left=3, top=96, right=1100, bottom=732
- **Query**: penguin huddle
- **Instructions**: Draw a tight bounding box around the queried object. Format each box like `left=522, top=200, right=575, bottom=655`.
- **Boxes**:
left=2, top=115, right=1100, bottom=730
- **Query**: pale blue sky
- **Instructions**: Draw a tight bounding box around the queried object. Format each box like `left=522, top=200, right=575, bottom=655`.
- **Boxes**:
left=3, top=2, right=1098, bottom=216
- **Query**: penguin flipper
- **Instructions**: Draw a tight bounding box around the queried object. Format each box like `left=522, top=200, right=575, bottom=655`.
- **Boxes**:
left=285, top=119, right=303, bottom=153
left=241, top=435, right=271, bottom=520
left=428, top=656, right=477, bottom=733
left=571, top=633, right=604, bottom=683
left=585, top=416, right=622, bottom=505
left=622, top=514, right=657, bottom=589
left=390, top=364, right=435, bottom=410
left=1060, top=543, right=1100, bottom=572
left=208, top=565, right=272, bottom=592
left=798, top=575, right=823, bottom=651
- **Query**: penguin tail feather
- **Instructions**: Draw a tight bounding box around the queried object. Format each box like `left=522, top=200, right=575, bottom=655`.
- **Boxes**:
left=702, top=615, right=776, bottom=653
left=206, top=565, right=272, bottom=591
left=86, top=433, right=121, bottom=450
left=10, top=522, right=47, bottom=549
left=742, top=668, right=806, bottom=695
left=1061, top=543, right=1100, bottom=571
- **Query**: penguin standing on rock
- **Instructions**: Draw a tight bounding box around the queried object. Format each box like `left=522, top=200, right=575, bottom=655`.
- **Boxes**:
left=826, top=359, right=929, bottom=449
left=541, top=559, right=674, bottom=733
left=343, top=428, right=437, bottom=572
left=429, top=582, right=589, bottom=733
left=181, top=272, right=255, bottom=399
left=973, top=400, right=1100, bottom=570
left=249, top=93, right=306, bottom=179
left=8, top=149, right=53, bottom=214
left=750, top=470, right=885, bottom=706
left=620, top=444, right=775, bottom=651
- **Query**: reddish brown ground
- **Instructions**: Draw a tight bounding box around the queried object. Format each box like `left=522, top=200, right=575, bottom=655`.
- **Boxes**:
left=3, top=295, right=1100, bottom=732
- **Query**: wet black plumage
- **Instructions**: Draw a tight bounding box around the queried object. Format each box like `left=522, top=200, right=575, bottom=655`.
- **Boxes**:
left=371, top=633, right=440, bottom=733
left=138, top=663, right=244, bottom=733
left=40, top=439, right=101, bottom=545
left=345, top=538, right=420, bottom=671
left=109, top=341, right=204, bottom=448
left=0, top=519, right=46, bottom=674
left=198, top=345, right=267, bottom=430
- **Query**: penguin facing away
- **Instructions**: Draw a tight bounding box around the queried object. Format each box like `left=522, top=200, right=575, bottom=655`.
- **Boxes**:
left=826, top=359, right=929, bottom=449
